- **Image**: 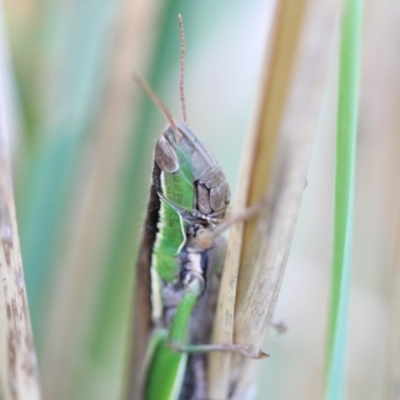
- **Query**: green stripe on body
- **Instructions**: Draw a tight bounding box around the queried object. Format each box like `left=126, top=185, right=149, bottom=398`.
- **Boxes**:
left=151, top=143, right=196, bottom=283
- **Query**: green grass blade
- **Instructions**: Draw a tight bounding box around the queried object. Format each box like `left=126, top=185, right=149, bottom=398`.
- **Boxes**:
left=17, top=0, right=121, bottom=344
left=324, top=0, right=363, bottom=398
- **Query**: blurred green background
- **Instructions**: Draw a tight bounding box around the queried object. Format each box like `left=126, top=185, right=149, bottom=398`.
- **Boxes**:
left=2, top=0, right=399, bottom=399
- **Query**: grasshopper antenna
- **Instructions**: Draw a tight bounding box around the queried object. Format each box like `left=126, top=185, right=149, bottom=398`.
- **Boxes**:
left=134, top=74, right=181, bottom=139
left=178, top=14, right=187, bottom=123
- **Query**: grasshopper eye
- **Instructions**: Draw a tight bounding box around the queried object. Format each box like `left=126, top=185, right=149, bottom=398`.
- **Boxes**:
left=155, top=135, right=180, bottom=173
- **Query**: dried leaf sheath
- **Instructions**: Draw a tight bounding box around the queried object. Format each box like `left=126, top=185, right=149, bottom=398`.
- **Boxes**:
left=209, top=0, right=343, bottom=398
left=208, top=1, right=309, bottom=397
left=232, top=1, right=342, bottom=397
left=0, top=121, right=42, bottom=399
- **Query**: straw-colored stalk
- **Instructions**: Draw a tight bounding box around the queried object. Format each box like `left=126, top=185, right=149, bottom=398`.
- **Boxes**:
left=0, top=99, right=41, bottom=400
left=208, top=0, right=342, bottom=398
left=0, top=3, right=41, bottom=398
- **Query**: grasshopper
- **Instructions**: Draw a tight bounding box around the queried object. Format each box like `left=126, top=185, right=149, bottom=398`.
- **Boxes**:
left=130, top=16, right=266, bottom=400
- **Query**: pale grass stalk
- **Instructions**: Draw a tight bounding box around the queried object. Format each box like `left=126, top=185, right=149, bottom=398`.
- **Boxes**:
left=0, top=3, right=41, bottom=398
left=0, top=126, right=42, bottom=400
left=0, top=84, right=41, bottom=400
left=209, top=0, right=342, bottom=398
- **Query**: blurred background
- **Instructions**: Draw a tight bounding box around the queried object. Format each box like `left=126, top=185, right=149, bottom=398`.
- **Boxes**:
left=1, top=0, right=399, bottom=399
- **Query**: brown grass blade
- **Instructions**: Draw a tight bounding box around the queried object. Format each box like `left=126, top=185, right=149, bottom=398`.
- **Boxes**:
left=0, top=83, right=42, bottom=400
left=208, top=0, right=342, bottom=398
left=0, top=4, right=42, bottom=397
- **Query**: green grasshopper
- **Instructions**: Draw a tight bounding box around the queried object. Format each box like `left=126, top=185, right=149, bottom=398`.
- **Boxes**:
left=130, top=16, right=266, bottom=400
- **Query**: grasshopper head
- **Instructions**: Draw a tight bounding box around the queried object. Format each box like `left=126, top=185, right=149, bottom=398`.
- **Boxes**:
left=157, top=122, right=231, bottom=220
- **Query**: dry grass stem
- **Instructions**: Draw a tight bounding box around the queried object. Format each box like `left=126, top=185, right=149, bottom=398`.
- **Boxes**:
left=0, top=108, right=42, bottom=400
left=209, top=0, right=342, bottom=398
left=232, top=0, right=342, bottom=396
left=208, top=0, right=310, bottom=396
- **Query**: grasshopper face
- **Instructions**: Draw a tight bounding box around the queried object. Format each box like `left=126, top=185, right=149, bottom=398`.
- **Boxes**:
left=155, top=121, right=231, bottom=224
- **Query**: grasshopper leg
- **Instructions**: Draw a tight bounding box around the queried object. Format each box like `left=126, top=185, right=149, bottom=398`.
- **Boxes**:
left=167, top=341, right=269, bottom=359
left=167, top=273, right=269, bottom=360
left=212, top=193, right=269, bottom=237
